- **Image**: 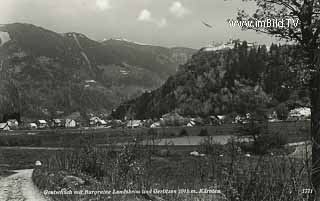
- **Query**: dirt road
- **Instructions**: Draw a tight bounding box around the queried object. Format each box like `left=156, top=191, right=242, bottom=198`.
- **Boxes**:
left=0, top=169, right=49, bottom=201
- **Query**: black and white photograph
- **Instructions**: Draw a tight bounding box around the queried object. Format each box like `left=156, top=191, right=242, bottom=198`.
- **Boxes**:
left=0, top=0, right=319, bottom=200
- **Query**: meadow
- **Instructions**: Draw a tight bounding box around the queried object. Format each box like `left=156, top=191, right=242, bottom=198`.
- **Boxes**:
left=32, top=136, right=312, bottom=201
left=0, top=120, right=312, bottom=200
left=0, top=121, right=310, bottom=147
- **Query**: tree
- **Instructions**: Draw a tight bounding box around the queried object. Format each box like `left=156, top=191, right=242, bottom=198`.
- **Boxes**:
left=236, top=0, right=320, bottom=197
left=275, top=103, right=289, bottom=120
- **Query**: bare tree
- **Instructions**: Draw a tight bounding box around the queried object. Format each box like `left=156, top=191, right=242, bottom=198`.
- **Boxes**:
left=236, top=0, right=320, bottom=198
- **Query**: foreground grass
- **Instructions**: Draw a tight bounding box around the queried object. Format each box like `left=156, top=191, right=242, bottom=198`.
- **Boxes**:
left=0, top=148, right=60, bottom=170
left=32, top=138, right=312, bottom=201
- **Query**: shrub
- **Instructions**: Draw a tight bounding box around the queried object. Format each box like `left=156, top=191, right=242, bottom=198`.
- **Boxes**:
left=256, top=132, right=288, bottom=148
left=178, top=129, right=188, bottom=137
left=239, top=132, right=288, bottom=154
left=275, top=103, right=289, bottom=120
left=199, top=137, right=227, bottom=155
left=199, top=128, right=209, bottom=136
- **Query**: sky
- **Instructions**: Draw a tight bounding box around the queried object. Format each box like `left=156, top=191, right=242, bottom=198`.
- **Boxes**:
left=0, top=0, right=279, bottom=49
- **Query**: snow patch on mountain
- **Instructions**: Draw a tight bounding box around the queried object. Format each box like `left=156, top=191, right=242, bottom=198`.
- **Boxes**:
left=72, top=33, right=94, bottom=73
left=112, top=38, right=151, bottom=46
left=0, top=31, right=11, bottom=46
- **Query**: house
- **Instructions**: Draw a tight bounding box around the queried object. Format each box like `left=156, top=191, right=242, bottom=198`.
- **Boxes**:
left=89, top=117, right=108, bottom=127
left=232, top=115, right=248, bottom=124
left=0, top=123, right=10, bottom=131
left=217, top=115, right=226, bottom=123
left=209, top=116, right=223, bottom=125
left=37, top=120, right=48, bottom=129
left=288, top=107, right=311, bottom=121
left=6, top=119, right=19, bottom=129
left=85, top=80, right=96, bottom=84
left=64, top=112, right=83, bottom=126
left=98, top=120, right=107, bottom=127
left=65, top=119, right=76, bottom=128
left=187, top=121, right=196, bottom=127
left=89, top=117, right=101, bottom=127
left=190, top=117, right=204, bottom=126
left=52, top=119, right=63, bottom=128
left=126, top=120, right=142, bottom=128
left=150, top=122, right=160, bottom=128
left=142, top=119, right=153, bottom=127
left=29, top=123, right=38, bottom=130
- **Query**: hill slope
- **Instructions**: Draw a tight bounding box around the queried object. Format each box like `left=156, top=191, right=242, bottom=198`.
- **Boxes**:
left=112, top=42, right=309, bottom=120
left=0, top=23, right=196, bottom=119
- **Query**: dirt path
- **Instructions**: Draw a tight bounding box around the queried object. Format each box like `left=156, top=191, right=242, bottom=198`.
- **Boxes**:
left=0, top=169, right=49, bottom=201
left=288, top=142, right=311, bottom=159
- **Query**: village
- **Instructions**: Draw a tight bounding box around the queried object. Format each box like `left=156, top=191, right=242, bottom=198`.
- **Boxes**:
left=0, top=107, right=311, bottom=132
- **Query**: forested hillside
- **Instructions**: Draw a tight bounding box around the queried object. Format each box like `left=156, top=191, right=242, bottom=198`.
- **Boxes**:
left=113, top=41, right=309, bottom=119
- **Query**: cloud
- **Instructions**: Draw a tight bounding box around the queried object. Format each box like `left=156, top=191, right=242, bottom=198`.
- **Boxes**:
left=138, top=9, right=152, bottom=21
left=169, top=1, right=189, bottom=18
left=157, top=18, right=167, bottom=28
left=138, top=9, right=167, bottom=28
left=96, top=0, right=111, bottom=11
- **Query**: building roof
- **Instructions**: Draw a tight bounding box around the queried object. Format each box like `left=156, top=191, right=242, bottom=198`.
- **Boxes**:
left=100, top=120, right=107, bottom=125
left=289, top=107, right=311, bottom=117
left=53, top=119, right=62, bottom=123
left=90, top=117, right=100, bottom=121
left=65, top=119, right=75, bottom=123
left=0, top=123, right=9, bottom=129
left=38, top=120, right=47, bottom=124
left=127, top=120, right=142, bottom=127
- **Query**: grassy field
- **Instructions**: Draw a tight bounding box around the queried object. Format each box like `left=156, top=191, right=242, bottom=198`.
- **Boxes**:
left=0, top=120, right=311, bottom=200
left=0, top=121, right=311, bottom=147
left=0, top=148, right=61, bottom=170
left=32, top=140, right=312, bottom=201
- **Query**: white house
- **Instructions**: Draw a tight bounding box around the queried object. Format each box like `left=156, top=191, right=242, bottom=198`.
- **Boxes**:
left=89, top=117, right=101, bottom=126
left=29, top=123, right=38, bottom=130
left=99, top=120, right=107, bottom=127
left=65, top=119, right=76, bottom=128
left=288, top=107, right=311, bottom=120
left=52, top=119, right=63, bottom=128
left=187, top=121, right=196, bottom=127
left=85, top=80, right=96, bottom=84
left=6, top=119, right=18, bottom=129
left=38, top=120, right=48, bottom=129
left=150, top=122, right=160, bottom=128
left=127, top=120, right=142, bottom=128
left=0, top=123, right=10, bottom=131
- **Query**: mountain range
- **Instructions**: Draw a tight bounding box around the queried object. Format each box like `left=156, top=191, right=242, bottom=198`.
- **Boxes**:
left=0, top=23, right=196, bottom=119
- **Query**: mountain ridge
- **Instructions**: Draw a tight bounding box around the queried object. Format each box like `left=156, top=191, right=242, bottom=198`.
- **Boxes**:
left=0, top=23, right=196, bottom=119
left=112, top=41, right=308, bottom=120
